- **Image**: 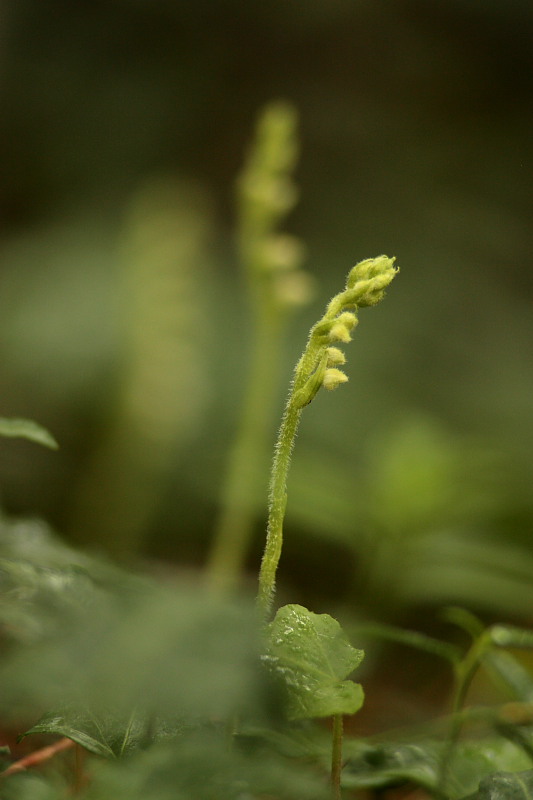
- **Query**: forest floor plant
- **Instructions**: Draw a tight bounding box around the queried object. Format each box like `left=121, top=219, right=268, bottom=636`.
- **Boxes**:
left=3, top=104, right=533, bottom=800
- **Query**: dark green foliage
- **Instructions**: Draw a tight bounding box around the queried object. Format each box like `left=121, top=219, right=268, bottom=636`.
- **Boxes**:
left=3, top=450, right=533, bottom=798
left=1, top=523, right=334, bottom=797
left=0, top=527, right=264, bottom=725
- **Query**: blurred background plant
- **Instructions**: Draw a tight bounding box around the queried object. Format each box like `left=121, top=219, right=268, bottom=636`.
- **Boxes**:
left=0, top=0, right=532, bottom=628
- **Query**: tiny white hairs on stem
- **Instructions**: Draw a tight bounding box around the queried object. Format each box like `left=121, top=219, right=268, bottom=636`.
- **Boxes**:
left=257, top=255, right=399, bottom=618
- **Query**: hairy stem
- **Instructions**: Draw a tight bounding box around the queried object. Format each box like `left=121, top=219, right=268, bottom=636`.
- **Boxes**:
left=257, top=256, right=398, bottom=619
left=257, top=395, right=302, bottom=617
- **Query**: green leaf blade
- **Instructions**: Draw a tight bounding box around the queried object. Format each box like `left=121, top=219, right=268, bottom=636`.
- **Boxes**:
left=19, top=706, right=185, bottom=759
left=265, top=604, right=364, bottom=720
left=0, top=418, right=58, bottom=449
left=474, top=769, right=533, bottom=800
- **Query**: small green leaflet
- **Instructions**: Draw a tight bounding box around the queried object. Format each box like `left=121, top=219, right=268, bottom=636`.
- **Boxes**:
left=263, top=604, right=364, bottom=720
left=0, top=418, right=58, bottom=449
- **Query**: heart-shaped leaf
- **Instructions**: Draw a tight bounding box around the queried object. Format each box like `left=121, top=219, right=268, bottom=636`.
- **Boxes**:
left=264, top=604, right=364, bottom=720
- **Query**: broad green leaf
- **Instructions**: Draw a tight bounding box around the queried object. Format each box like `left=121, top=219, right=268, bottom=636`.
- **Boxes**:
left=342, top=738, right=532, bottom=800
left=472, top=769, right=533, bottom=800
left=264, top=604, right=364, bottom=720
left=20, top=706, right=184, bottom=758
left=0, top=566, right=265, bottom=725
left=0, top=418, right=58, bottom=449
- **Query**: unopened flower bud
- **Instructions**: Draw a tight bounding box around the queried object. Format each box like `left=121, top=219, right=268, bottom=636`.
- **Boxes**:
left=261, top=234, right=305, bottom=271
left=328, top=312, right=358, bottom=343
left=274, top=271, right=315, bottom=308
left=346, top=255, right=396, bottom=289
left=326, top=347, right=346, bottom=366
left=323, top=368, right=348, bottom=391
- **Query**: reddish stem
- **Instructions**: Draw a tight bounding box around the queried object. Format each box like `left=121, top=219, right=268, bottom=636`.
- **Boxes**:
left=1, top=737, right=75, bottom=778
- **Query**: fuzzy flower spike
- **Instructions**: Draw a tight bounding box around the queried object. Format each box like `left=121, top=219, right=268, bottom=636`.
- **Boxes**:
left=257, top=255, right=398, bottom=617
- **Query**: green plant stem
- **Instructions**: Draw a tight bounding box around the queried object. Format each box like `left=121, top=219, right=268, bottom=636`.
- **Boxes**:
left=257, top=392, right=302, bottom=617
left=331, top=714, right=344, bottom=800
left=206, top=301, right=283, bottom=593
left=205, top=102, right=307, bottom=595
left=73, top=743, right=86, bottom=794
left=256, top=318, right=327, bottom=618
left=439, top=634, right=490, bottom=792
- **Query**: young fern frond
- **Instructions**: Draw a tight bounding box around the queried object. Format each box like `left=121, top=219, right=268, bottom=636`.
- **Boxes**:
left=257, top=255, right=398, bottom=618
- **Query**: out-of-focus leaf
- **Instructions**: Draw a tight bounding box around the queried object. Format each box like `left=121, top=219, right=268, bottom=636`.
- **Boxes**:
left=400, top=532, right=533, bottom=617
left=237, top=722, right=331, bottom=762
left=342, top=738, right=532, bottom=799
left=82, top=728, right=329, bottom=800
left=0, top=745, right=11, bottom=773
left=0, top=516, right=145, bottom=594
left=442, top=607, right=485, bottom=638
left=366, top=418, right=465, bottom=535
left=0, top=557, right=108, bottom=645
left=490, top=626, right=533, bottom=650
left=352, top=620, right=461, bottom=663
left=264, top=604, right=364, bottom=720
left=0, top=555, right=266, bottom=725
left=0, top=517, right=90, bottom=569
left=468, top=769, right=533, bottom=800
left=0, top=772, right=64, bottom=800
left=484, top=651, right=533, bottom=704
left=0, top=418, right=58, bottom=449
left=20, top=706, right=184, bottom=758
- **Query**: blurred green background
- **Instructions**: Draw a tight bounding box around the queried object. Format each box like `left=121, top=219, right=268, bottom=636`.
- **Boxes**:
left=1, top=0, right=532, bottom=621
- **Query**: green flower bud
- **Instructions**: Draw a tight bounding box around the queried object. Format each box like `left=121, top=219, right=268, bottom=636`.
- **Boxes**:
left=356, top=271, right=397, bottom=307
left=261, top=234, right=305, bottom=272
left=274, top=270, right=315, bottom=308
left=326, top=347, right=346, bottom=366
left=323, top=368, right=349, bottom=391
left=328, top=311, right=358, bottom=343
left=346, top=255, right=396, bottom=289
